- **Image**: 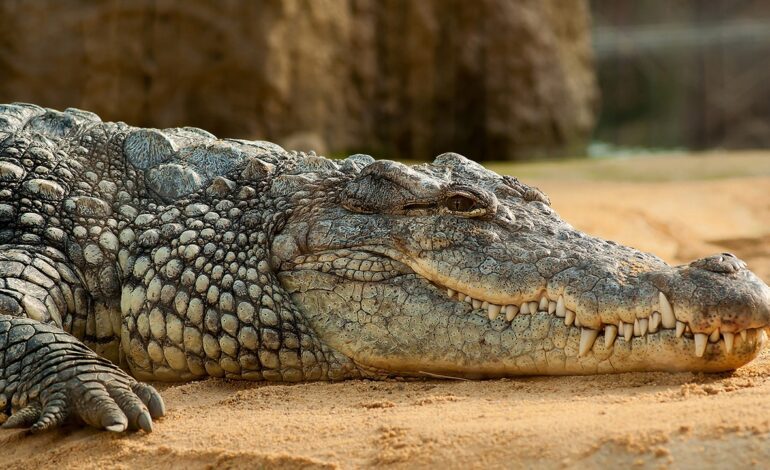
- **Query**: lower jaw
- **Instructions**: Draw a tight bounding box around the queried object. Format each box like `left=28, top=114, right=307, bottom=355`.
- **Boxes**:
left=355, top=313, right=769, bottom=377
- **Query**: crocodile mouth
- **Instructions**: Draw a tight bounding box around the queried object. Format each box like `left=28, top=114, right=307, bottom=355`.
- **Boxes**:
left=434, top=284, right=769, bottom=359
left=285, top=248, right=769, bottom=361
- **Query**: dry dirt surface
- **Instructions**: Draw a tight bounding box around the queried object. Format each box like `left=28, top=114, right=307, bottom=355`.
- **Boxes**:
left=2, top=153, right=770, bottom=469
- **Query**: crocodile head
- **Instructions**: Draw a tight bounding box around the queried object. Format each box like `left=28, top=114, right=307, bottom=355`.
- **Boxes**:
left=274, top=153, right=770, bottom=377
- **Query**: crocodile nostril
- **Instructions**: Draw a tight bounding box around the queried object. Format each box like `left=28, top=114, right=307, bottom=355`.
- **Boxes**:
left=691, top=253, right=747, bottom=274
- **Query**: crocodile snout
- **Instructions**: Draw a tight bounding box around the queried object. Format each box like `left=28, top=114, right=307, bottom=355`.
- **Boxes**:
left=654, top=252, right=770, bottom=357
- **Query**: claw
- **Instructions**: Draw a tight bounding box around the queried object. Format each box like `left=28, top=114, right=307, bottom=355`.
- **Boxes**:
left=132, top=382, right=166, bottom=419
left=105, top=423, right=127, bottom=433
left=137, top=411, right=153, bottom=433
left=100, top=410, right=128, bottom=432
left=108, top=385, right=153, bottom=432
left=148, top=394, right=166, bottom=419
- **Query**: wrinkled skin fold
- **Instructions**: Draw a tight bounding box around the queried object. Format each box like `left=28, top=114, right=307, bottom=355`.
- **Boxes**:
left=0, top=104, right=768, bottom=434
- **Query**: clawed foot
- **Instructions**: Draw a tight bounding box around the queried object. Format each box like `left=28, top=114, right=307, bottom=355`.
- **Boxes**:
left=2, top=366, right=165, bottom=434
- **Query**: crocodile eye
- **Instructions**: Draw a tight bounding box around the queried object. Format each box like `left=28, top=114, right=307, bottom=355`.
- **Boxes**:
left=445, top=194, right=477, bottom=212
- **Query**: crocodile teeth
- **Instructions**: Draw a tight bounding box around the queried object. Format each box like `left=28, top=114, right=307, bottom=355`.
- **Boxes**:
left=487, top=304, right=502, bottom=320
left=639, top=318, right=648, bottom=336
left=659, top=292, right=676, bottom=328
left=623, top=323, right=633, bottom=341
left=555, top=295, right=566, bottom=318
left=709, top=328, right=720, bottom=343
left=505, top=305, right=519, bottom=321
left=694, top=333, right=708, bottom=357
left=579, top=328, right=599, bottom=357
left=723, top=332, right=734, bottom=353
left=441, top=285, right=746, bottom=353
left=604, top=325, right=617, bottom=347
left=649, top=312, right=661, bottom=331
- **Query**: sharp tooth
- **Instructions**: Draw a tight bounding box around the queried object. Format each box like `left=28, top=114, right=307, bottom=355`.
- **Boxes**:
left=723, top=332, right=734, bottom=353
left=694, top=333, right=708, bottom=357
left=649, top=312, right=661, bottom=331
left=623, top=323, right=633, bottom=341
left=709, top=328, right=720, bottom=343
left=539, top=296, right=549, bottom=311
left=556, top=295, right=566, bottom=317
left=759, top=329, right=768, bottom=344
left=659, top=292, right=676, bottom=328
left=529, top=301, right=538, bottom=313
left=740, top=330, right=747, bottom=341
left=520, top=302, right=530, bottom=314
left=505, top=304, right=519, bottom=321
left=548, top=301, right=556, bottom=314
left=639, top=318, right=648, bottom=336
left=747, top=328, right=757, bottom=342
left=574, top=314, right=581, bottom=327
left=579, top=328, right=599, bottom=357
left=447, top=288, right=456, bottom=298
left=565, top=309, right=575, bottom=326
left=464, top=295, right=472, bottom=303
left=472, top=299, right=482, bottom=309
left=487, top=304, right=502, bottom=320
left=481, top=301, right=489, bottom=309
left=676, top=321, right=686, bottom=338
left=633, top=319, right=641, bottom=336
left=604, top=325, right=618, bottom=347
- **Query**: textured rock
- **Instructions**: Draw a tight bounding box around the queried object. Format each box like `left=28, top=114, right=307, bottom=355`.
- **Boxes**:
left=0, top=0, right=596, bottom=160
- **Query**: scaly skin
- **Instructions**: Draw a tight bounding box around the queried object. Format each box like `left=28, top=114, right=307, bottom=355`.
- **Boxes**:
left=0, top=103, right=769, bottom=433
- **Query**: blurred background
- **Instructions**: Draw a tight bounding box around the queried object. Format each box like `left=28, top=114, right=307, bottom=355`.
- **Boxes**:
left=0, top=0, right=768, bottom=162
left=592, top=0, right=770, bottom=156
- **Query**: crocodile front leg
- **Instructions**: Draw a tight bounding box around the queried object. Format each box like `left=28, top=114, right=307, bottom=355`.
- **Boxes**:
left=0, top=246, right=164, bottom=432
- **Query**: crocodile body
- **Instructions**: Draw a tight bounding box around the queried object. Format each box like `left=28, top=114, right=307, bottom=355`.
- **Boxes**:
left=1, top=103, right=769, bottom=433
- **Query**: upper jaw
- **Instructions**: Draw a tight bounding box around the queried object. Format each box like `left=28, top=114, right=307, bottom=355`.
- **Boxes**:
left=397, top=231, right=770, bottom=359
left=420, top=266, right=769, bottom=360
left=283, top=243, right=770, bottom=361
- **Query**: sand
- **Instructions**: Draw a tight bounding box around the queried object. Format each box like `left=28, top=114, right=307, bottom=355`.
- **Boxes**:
left=2, top=153, right=770, bottom=469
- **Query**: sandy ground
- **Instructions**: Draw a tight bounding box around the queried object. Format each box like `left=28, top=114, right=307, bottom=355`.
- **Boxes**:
left=2, top=153, right=770, bottom=469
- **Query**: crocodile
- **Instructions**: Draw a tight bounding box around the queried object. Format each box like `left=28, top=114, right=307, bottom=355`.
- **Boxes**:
left=0, top=103, right=769, bottom=434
